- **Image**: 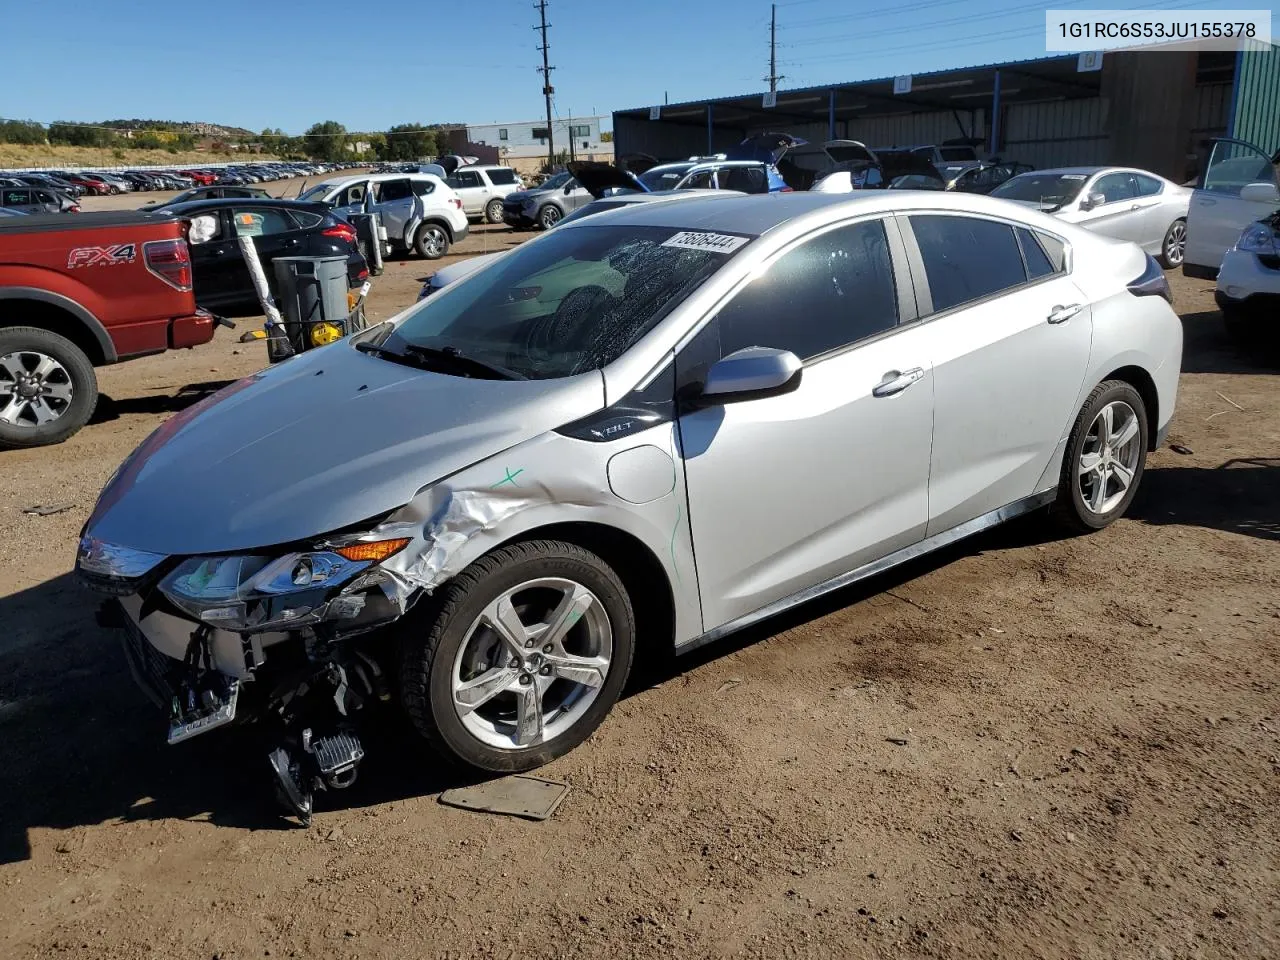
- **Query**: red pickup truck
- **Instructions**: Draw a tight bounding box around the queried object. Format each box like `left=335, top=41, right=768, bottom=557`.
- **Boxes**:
left=0, top=211, right=220, bottom=449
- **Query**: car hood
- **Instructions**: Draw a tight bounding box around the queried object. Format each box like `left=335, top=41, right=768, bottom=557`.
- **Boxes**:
left=85, top=339, right=605, bottom=556
left=566, top=161, right=649, bottom=199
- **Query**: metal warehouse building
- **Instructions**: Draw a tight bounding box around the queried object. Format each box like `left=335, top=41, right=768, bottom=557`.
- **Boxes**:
left=613, top=44, right=1279, bottom=183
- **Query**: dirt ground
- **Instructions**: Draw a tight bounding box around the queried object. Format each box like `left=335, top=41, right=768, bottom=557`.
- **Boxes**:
left=1, top=190, right=1277, bottom=960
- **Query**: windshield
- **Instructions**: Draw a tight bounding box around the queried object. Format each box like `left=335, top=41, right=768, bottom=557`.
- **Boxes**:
left=639, top=164, right=694, bottom=190
left=296, top=182, right=333, bottom=202
left=991, top=172, right=1088, bottom=207
left=540, top=171, right=574, bottom=191
left=383, top=224, right=752, bottom=379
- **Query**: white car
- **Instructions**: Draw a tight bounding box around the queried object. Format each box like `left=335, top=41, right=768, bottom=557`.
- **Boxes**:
left=1184, top=137, right=1280, bottom=281
left=297, top=173, right=469, bottom=259
left=991, top=167, right=1191, bottom=268
left=447, top=165, right=525, bottom=224
left=1215, top=212, right=1280, bottom=343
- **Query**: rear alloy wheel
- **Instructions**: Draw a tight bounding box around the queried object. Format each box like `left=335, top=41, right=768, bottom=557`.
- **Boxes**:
left=1051, top=380, right=1148, bottom=533
left=484, top=199, right=505, bottom=224
left=414, top=223, right=450, bottom=259
left=0, top=326, right=98, bottom=449
left=1158, top=218, right=1186, bottom=269
left=400, top=540, right=635, bottom=772
left=538, top=205, right=562, bottom=230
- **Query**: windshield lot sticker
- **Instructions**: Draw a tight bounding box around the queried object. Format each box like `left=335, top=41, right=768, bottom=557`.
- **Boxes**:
left=661, top=232, right=749, bottom=254
left=67, top=243, right=138, bottom=269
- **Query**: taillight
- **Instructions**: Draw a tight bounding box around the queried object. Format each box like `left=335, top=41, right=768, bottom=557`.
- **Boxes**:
left=453, top=198, right=463, bottom=209
left=144, top=238, right=192, bottom=291
left=356, top=267, right=369, bottom=281
left=1127, top=254, right=1172, bottom=304
left=68, top=205, right=80, bottom=213
left=323, top=222, right=358, bottom=245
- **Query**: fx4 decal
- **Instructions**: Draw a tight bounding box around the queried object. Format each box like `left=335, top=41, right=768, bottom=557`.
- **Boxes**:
left=67, top=243, right=138, bottom=269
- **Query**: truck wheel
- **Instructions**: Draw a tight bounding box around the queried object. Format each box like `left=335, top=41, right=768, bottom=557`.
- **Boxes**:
left=484, top=199, right=504, bottom=224
left=414, top=223, right=450, bottom=260
left=0, top=326, right=99, bottom=449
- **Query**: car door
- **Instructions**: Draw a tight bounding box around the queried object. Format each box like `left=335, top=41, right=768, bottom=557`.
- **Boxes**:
left=1069, top=172, right=1147, bottom=242
left=189, top=210, right=240, bottom=311
left=902, top=213, right=1092, bottom=536
left=32, top=189, right=62, bottom=213
left=223, top=205, right=309, bottom=307
left=1185, top=138, right=1280, bottom=275
left=332, top=180, right=370, bottom=218
left=677, top=216, right=935, bottom=630
left=370, top=178, right=415, bottom=240
left=449, top=169, right=487, bottom=214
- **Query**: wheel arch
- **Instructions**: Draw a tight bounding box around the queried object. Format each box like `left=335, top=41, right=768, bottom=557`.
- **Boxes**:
left=419, top=216, right=455, bottom=243
left=497, top=520, right=678, bottom=661
left=1101, top=364, right=1160, bottom=451
left=0, top=289, right=116, bottom=365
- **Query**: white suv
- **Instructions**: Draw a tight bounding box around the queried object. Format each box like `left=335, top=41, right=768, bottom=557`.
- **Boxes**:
left=297, top=173, right=469, bottom=259
left=447, top=165, right=525, bottom=223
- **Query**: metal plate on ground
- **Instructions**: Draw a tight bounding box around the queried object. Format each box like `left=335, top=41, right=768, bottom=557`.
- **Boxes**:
left=438, top=775, right=570, bottom=821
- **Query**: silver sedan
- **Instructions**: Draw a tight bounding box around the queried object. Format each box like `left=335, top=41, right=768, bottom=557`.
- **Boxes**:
left=80, top=190, right=1183, bottom=811
left=991, top=166, right=1191, bottom=267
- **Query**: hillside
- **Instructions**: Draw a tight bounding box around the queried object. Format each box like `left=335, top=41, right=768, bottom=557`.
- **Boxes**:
left=0, top=143, right=282, bottom=170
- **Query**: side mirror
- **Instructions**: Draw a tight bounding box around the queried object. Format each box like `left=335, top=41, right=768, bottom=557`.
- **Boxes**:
left=564, top=183, right=574, bottom=195
left=187, top=214, right=219, bottom=245
left=1240, top=181, right=1280, bottom=204
left=1080, top=191, right=1105, bottom=211
left=698, top=347, right=803, bottom=405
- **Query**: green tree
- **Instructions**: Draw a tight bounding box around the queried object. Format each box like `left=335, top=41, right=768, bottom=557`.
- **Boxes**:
left=0, top=120, right=47, bottom=145
left=48, top=121, right=116, bottom=147
left=600, top=130, right=614, bottom=143
left=382, top=123, right=439, bottom=161
left=303, top=120, right=349, bottom=161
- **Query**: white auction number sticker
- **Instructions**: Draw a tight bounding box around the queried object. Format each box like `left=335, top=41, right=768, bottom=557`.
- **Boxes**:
left=661, top=231, right=750, bottom=254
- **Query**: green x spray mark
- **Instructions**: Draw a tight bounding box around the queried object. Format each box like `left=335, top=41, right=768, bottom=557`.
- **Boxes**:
left=491, top=467, right=524, bottom=488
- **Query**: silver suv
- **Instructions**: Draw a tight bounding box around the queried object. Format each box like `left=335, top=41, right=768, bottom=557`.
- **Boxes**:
left=447, top=165, right=525, bottom=223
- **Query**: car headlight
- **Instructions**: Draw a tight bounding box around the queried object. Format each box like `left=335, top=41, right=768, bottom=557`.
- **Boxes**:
left=159, top=538, right=409, bottom=632
left=1237, top=222, right=1279, bottom=256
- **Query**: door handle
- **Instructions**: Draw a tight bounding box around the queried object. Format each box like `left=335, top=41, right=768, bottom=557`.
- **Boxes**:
left=872, top=367, right=925, bottom=397
left=1048, top=303, right=1084, bottom=324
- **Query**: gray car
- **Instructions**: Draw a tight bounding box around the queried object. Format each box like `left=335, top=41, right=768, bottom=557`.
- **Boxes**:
left=992, top=166, right=1192, bottom=268
left=501, top=170, right=594, bottom=230
left=78, top=190, right=1181, bottom=819
left=0, top=185, right=78, bottom=214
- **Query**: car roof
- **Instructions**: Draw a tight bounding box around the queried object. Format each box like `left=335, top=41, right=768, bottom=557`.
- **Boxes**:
left=570, top=189, right=1074, bottom=236
left=315, top=172, right=442, bottom=188
left=160, top=197, right=331, bottom=214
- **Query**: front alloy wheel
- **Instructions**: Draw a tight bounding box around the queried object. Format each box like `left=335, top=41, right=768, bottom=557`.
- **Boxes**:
left=400, top=540, right=635, bottom=772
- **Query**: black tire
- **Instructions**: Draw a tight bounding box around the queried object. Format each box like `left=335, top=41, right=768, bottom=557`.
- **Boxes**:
left=1157, top=218, right=1187, bottom=269
left=399, top=539, right=636, bottom=773
left=1050, top=380, right=1148, bottom=534
left=414, top=222, right=450, bottom=259
left=484, top=199, right=504, bottom=224
left=0, top=326, right=98, bottom=449
left=537, top=204, right=562, bottom=230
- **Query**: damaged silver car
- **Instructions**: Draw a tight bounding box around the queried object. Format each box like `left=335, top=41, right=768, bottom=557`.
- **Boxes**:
left=77, top=191, right=1181, bottom=820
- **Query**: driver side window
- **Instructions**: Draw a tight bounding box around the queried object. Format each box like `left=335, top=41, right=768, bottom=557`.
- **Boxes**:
left=1092, top=173, right=1136, bottom=204
left=710, top=219, right=900, bottom=363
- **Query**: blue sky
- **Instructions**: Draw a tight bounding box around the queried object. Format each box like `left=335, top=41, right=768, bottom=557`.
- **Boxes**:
left=0, top=0, right=1274, bottom=133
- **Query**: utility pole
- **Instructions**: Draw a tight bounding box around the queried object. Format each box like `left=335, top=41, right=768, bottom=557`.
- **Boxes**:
left=765, top=3, right=783, bottom=94
left=534, top=0, right=555, bottom=166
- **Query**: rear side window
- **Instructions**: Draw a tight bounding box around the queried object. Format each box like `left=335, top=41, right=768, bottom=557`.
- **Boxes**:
left=230, top=207, right=297, bottom=237
left=909, top=215, right=1026, bottom=313
left=715, top=219, right=899, bottom=361
left=487, top=168, right=517, bottom=185
left=34, top=191, right=57, bottom=204
left=288, top=210, right=325, bottom=229
left=1132, top=173, right=1163, bottom=197
left=1036, top=231, right=1066, bottom=272
left=377, top=179, right=414, bottom=202
left=412, top=179, right=435, bottom=197
left=1016, top=227, right=1056, bottom=280
left=3, top=189, right=28, bottom=206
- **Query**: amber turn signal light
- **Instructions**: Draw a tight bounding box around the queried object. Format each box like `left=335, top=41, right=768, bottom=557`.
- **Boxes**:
left=332, top=538, right=411, bottom=563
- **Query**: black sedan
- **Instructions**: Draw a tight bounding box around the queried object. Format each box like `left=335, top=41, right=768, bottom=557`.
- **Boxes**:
left=163, top=198, right=368, bottom=317
left=142, top=185, right=272, bottom=210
